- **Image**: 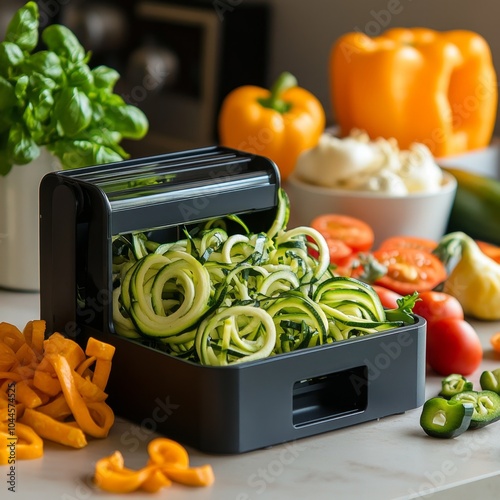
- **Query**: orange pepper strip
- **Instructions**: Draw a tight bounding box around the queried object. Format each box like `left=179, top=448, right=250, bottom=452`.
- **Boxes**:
left=32, top=368, right=61, bottom=397
left=36, top=395, right=72, bottom=420
left=0, top=323, right=25, bottom=352
left=0, top=343, right=17, bottom=372
left=140, top=469, right=172, bottom=493
left=94, top=451, right=158, bottom=494
left=147, top=438, right=214, bottom=487
left=93, top=438, right=215, bottom=493
left=147, top=437, right=189, bottom=468
left=0, top=372, right=23, bottom=383
left=47, top=353, right=114, bottom=438
left=0, top=429, right=15, bottom=465
left=0, top=404, right=24, bottom=423
left=159, top=464, right=215, bottom=487
left=3, top=422, right=44, bottom=461
left=15, top=380, right=43, bottom=409
left=15, top=343, right=38, bottom=368
left=42, top=333, right=86, bottom=371
left=23, top=320, right=46, bottom=358
left=75, top=355, right=96, bottom=378
left=19, top=408, right=87, bottom=449
left=85, top=338, right=115, bottom=391
left=12, top=365, right=35, bottom=379
left=72, top=371, right=108, bottom=403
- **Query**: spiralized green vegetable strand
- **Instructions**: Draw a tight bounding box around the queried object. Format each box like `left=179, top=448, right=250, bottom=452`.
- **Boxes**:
left=111, top=189, right=416, bottom=365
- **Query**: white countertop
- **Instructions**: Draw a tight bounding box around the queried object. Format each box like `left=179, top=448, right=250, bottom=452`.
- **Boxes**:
left=2, top=289, right=500, bottom=500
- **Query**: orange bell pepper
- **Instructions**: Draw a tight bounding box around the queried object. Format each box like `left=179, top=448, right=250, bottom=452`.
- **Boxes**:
left=218, top=72, right=325, bottom=180
left=330, top=27, right=498, bottom=157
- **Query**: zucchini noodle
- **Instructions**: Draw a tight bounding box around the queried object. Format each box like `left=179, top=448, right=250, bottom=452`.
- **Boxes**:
left=112, top=188, right=416, bottom=365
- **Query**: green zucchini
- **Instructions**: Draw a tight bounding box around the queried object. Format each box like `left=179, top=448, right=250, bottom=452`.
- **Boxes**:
left=443, top=167, right=500, bottom=246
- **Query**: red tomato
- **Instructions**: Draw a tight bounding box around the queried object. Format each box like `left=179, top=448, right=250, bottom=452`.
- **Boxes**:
left=412, top=291, right=464, bottom=324
left=426, top=318, right=483, bottom=376
left=308, top=236, right=354, bottom=267
left=372, top=248, right=447, bottom=295
left=476, top=240, right=500, bottom=264
left=310, top=214, right=374, bottom=253
left=371, top=285, right=402, bottom=309
left=377, top=235, right=438, bottom=253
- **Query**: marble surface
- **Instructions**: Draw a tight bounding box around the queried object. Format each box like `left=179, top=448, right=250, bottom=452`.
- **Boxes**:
left=2, top=289, right=500, bottom=500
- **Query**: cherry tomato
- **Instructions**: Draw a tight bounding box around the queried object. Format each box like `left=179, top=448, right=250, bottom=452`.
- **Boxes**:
left=426, top=318, right=483, bottom=376
left=372, top=248, right=447, bottom=295
left=476, top=240, right=500, bottom=264
left=371, top=285, right=402, bottom=309
left=310, top=214, right=374, bottom=253
left=412, top=291, right=464, bottom=325
left=377, top=235, right=438, bottom=254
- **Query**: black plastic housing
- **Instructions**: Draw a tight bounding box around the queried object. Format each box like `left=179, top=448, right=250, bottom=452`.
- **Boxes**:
left=39, top=146, right=426, bottom=454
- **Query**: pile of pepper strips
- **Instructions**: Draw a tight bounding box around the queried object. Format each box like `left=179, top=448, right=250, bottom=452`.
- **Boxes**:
left=0, top=320, right=214, bottom=494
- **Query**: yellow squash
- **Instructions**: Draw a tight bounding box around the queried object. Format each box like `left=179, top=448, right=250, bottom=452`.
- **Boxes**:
left=433, top=232, right=500, bottom=320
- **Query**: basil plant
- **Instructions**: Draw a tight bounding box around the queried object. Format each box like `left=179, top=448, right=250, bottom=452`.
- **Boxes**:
left=0, top=2, right=149, bottom=175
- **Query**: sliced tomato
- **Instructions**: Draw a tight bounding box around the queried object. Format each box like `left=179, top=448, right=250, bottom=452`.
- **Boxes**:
left=476, top=240, right=500, bottom=264
left=308, top=236, right=354, bottom=267
left=310, top=214, right=374, bottom=253
left=372, top=248, right=447, bottom=295
left=377, top=235, right=438, bottom=253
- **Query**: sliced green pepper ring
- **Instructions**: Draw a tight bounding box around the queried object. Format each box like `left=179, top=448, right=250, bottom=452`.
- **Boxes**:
left=450, top=390, right=500, bottom=429
left=479, top=369, right=500, bottom=394
left=420, top=397, right=474, bottom=439
left=439, top=373, right=474, bottom=399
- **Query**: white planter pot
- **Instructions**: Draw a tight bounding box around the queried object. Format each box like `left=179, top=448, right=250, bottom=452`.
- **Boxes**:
left=0, top=148, right=60, bottom=292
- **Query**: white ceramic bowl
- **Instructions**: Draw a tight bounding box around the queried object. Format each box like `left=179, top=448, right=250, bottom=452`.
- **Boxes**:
left=283, top=171, right=457, bottom=249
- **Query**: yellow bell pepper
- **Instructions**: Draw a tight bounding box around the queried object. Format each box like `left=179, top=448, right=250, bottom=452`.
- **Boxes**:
left=433, top=232, right=500, bottom=320
left=330, top=28, right=498, bottom=157
left=218, top=72, right=325, bottom=180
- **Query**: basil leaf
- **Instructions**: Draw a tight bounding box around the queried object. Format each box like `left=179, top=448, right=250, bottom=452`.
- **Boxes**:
left=4, top=1, right=39, bottom=52
left=22, top=103, right=44, bottom=140
left=104, top=105, right=149, bottom=139
left=67, top=64, right=94, bottom=90
left=0, top=76, right=16, bottom=111
left=48, top=139, right=123, bottom=169
left=31, top=88, right=54, bottom=122
left=0, top=42, right=24, bottom=77
left=41, top=24, right=85, bottom=63
left=54, top=87, right=92, bottom=137
left=79, top=127, right=128, bottom=158
left=91, top=65, right=120, bottom=90
left=14, top=75, right=28, bottom=101
left=25, top=51, right=63, bottom=82
left=7, top=123, right=39, bottom=165
left=29, top=73, right=57, bottom=93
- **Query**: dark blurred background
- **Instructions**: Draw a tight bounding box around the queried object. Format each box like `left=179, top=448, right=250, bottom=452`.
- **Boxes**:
left=1, top=0, right=499, bottom=157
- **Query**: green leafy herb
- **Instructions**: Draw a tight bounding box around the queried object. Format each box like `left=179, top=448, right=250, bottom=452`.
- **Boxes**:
left=0, top=1, right=149, bottom=175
